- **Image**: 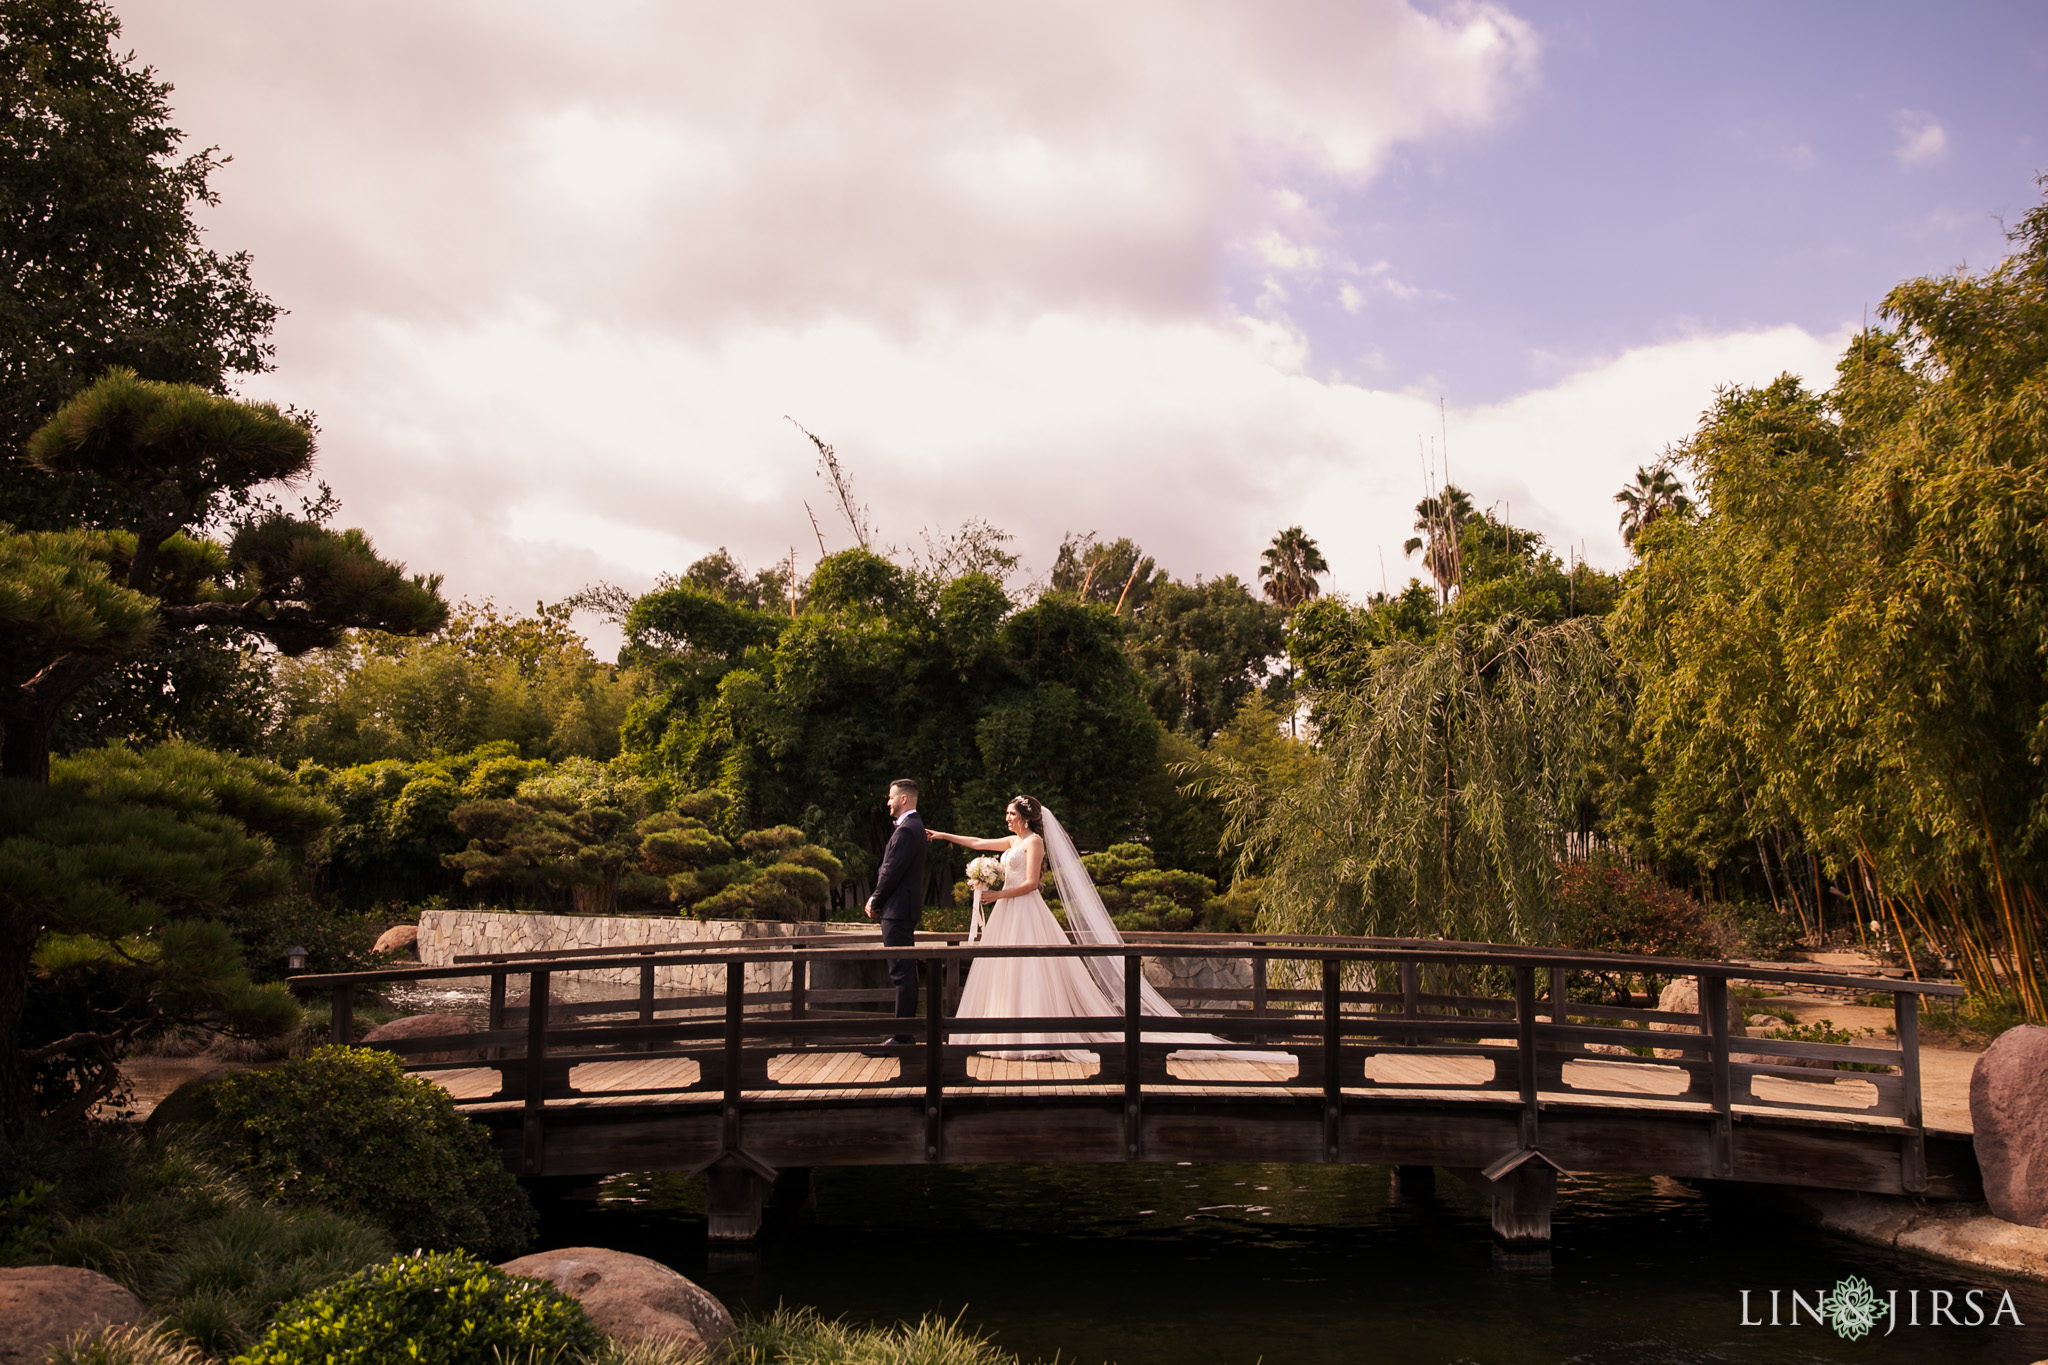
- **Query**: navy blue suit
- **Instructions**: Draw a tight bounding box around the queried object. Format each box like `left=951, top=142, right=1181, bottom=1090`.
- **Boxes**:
left=870, top=809, right=928, bottom=1021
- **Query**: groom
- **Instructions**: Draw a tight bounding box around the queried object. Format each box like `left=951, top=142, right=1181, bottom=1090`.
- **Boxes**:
left=864, top=778, right=928, bottom=1044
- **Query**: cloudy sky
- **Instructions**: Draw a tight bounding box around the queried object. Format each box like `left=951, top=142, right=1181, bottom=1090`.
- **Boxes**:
left=116, top=1, right=2047, bottom=654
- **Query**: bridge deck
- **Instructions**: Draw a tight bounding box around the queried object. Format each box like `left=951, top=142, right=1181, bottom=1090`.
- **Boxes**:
left=417, top=1052, right=1915, bottom=1129
left=293, top=932, right=1976, bottom=1243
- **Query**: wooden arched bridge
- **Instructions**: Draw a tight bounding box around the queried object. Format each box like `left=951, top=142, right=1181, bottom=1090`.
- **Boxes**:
left=290, top=933, right=1974, bottom=1245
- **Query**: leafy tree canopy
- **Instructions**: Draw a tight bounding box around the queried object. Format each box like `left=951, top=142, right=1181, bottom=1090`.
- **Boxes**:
left=1, top=370, right=447, bottom=783
left=1217, top=616, right=1620, bottom=946
left=623, top=547, right=1164, bottom=886
left=0, top=0, right=280, bottom=531
left=1612, top=179, right=2048, bottom=1014
left=1289, top=505, right=1621, bottom=700
left=268, top=600, right=639, bottom=769
left=0, top=741, right=326, bottom=1131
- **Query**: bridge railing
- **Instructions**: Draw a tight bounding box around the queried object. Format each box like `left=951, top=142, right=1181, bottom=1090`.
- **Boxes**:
left=287, top=935, right=1962, bottom=1189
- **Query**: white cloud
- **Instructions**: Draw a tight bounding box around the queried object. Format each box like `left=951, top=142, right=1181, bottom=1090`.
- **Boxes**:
left=121, top=1, right=1540, bottom=335
left=1894, top=109, right=1949, bottom=168
left=243, top=304, right=1849, bottom=659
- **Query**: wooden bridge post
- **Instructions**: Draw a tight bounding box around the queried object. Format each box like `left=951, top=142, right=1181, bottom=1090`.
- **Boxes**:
left=1514, top=966, right=1539, bottom=1152
left=1252, top=948, right=1269, bottom=1017
left=1400, top=960, right=1421, bottom=1044
left=925, top=958, right=945, bottom=1162
left=722, top=961, right=743, bottom=1157
left=522, top=969, right=550, bottom=1175
left=1322, top=958, right=1342, bottom=1161
left=1702, top=974, right=1734, bottom=1178
left=790, top=954, right=807, bottom=1052
left=1124, top=953, right=1144, bottom=1160
left=1896, top=992, right=1926, bottom=1193
left=330, top=984, right=353, bottom=1045
left=1489, top=1161, right=1556, bottom=1245
left=488, top=970, right=506, bottom=1060
left=706, top=1162, right=770, bottom=1243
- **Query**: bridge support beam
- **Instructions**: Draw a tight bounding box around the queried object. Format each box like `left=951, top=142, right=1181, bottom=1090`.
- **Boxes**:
left=1449, top=1163, right=1556, bottom=1246
left=705, top=1161, right=772, bottom=1243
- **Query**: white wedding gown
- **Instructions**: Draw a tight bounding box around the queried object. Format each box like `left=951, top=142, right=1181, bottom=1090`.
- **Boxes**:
left=954, top=841, right=1115, bottom=1061
left=951, top=831, right=1279, bottom=1065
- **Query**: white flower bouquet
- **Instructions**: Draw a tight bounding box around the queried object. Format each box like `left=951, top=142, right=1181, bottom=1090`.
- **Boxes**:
left=965, top=856, right=1005, bottom=893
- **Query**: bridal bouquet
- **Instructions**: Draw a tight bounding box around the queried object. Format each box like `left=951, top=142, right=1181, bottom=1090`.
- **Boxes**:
left=965, top=856, right=1005, bottom=893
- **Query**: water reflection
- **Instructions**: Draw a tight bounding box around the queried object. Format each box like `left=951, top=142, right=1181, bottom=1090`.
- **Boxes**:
left=536, top=1163, right=2048, bottom=1364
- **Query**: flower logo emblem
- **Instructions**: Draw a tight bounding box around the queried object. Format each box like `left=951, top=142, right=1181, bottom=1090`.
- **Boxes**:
left=1824, top=1275, right=1883, bottom=1341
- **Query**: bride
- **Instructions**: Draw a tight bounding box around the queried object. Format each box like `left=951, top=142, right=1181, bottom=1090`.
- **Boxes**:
left=926, top=795, right=1268, bottom=1062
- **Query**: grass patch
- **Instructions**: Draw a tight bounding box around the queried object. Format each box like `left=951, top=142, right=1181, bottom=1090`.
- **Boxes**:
left=726, top=1306, right=1037, bottom=1365
left=1, top=1125, right=393, bottom=1358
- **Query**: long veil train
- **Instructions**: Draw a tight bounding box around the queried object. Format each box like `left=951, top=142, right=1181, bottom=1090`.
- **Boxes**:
left=1036, top=804, right=1278, bottom=1061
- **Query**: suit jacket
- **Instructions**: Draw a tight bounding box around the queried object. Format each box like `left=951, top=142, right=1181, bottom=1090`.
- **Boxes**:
left=870, top=810, right=928, bottom=922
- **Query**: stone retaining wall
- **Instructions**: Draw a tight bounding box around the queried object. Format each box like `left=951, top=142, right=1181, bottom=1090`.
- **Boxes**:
left=416, top=909, right=867, bottom=1001
left=414, top=909, right=1253, bottom=1004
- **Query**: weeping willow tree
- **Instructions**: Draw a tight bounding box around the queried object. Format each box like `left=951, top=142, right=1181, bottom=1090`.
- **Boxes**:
left=1210, top=615, right=1619, bottom=948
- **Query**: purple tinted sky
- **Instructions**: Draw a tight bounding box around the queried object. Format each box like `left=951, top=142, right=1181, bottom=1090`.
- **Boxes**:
left=1255, top=1, right=2046, bottom=400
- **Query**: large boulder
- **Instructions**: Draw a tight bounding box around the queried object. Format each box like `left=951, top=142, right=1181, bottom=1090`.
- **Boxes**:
left=500, top=1247, right=733, bottom=1354
left=141, top=1065, right=244, bottom=1134
left=0, top=1266, right=143, bottom=1365
left=358, top=1012, right=486, bottom=1064
left=1651, top=976, right=1748, bottom=1060
left=1971, top=1024, right=2048, bottom=1228
left=373, top=924, right=420, bottom=958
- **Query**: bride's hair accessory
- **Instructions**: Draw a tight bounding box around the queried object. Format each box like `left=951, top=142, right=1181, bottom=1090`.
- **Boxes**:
left=1008, top=795, right=1046, bottom=839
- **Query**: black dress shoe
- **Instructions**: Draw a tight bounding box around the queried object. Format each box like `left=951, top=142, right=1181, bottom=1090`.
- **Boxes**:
left=882, top=1035, right=916, bottom=1047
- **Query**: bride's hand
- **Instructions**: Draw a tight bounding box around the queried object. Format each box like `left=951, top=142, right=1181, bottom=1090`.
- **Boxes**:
left=926, top=829, right=947, bottom=844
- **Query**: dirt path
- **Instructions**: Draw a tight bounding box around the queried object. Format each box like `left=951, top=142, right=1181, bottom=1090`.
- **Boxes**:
left=1753, top=991, right=1982, bottom=1135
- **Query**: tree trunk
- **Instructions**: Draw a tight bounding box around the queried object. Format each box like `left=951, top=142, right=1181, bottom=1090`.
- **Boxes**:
left=0, top=915, right=41, bottom=1137
left=0, top=708, right=52, bottom=783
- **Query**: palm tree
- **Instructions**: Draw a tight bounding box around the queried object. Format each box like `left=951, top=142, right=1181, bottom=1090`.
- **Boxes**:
left=1258, top=527, right=1330, bottom=611
left=1402, top=484, right=1473, bottom=600
left=1615, top=463, right=1693, bottom=547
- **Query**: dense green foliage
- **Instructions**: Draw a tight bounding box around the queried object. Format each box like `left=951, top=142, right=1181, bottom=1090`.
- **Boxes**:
left=1219, top=616, right=1620, bottom=945
left=234, top=1250, right=600, bottom=1365
left=200, top=1047, right=533, bottom=1258
left=1613, top=187, right=2048, bottom=1014
left=1, top=743, right=322, bottom=1126
left=0, top=0, right=280, bottom=533
left=1552, top=855, right=1720, bottom=1003
left=269, top=602, right=638, bottom=769
left=1124, top=573, right=1286, bottom=744
left=625, top=548, right=1166, bottom=887
left=1290, top=503, right=1621, bottom=701
left=3, top=368, right=448, bottom=785
left=2, top=1125, right=391, bottom=1355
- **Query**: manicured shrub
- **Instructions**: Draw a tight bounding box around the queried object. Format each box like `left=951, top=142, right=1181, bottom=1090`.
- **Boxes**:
left=1553, top=854, right=1719, bottom=1003
left=202, top=1046, right=532, bottom=1258
left=235, top=1250, right=602, bottom=1365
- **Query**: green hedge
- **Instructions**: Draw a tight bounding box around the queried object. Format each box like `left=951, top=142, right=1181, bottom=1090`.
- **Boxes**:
left=202, top=1046, right=532, bottom=1258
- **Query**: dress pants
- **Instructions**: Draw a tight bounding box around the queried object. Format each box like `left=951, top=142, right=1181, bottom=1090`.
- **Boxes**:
left=879, top=915, right=918, bottom=1023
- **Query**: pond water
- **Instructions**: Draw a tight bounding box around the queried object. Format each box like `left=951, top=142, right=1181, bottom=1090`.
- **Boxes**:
left=535, top=1162, right=2048, bottom=1364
